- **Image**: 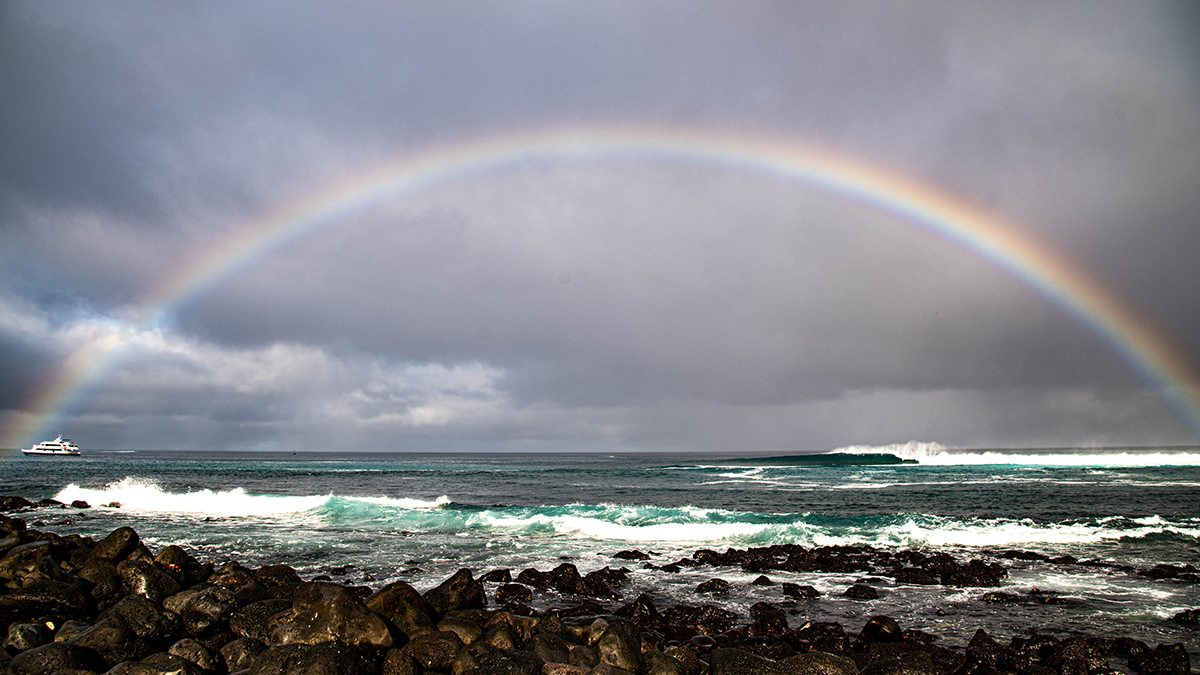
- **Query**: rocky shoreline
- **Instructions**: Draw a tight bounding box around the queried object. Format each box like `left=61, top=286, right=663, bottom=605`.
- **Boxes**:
left=1, top=497, right=1195, bottom=674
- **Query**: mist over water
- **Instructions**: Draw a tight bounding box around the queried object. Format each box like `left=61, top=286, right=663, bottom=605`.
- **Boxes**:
left=3, top=444, right=1198, bottom=651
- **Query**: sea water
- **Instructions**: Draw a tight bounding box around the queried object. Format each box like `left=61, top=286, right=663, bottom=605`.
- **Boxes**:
left=2, top=441, right=1197, bottom=652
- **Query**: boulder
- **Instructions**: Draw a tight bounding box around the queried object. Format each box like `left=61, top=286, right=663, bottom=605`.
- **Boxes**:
left=398, top=630, right=463, bottom=671
left=615, top=593, right=660, bottom=626
left=708, top=647, right=782, bottom=675
left=479, top=568, right=512, bottom=583
left=597, top=621, right=642, bottom=672
left=781, top=583, right=820, bottom=599
left=107, top=652, right=205, bottom=674
left=940, top=559, right=1006, bottom=587
left=696, top=578, right=730, bottom=594
left=453, top=641, right=543, bottom=675
left=116, top=558, right=182, bottom=604
left=0, top=496, right=35, bottom=512
left=4, top=622, right=51, bottom=654
left=614, top=550, right=651, bottom=560
left=92, top=527, right=141, bottom=561
left=271, top=582, right=392, bottom=648
left=221, top=636, right=266, bottom=671
left=249, top=643, right=378, bottom=675
left=857, top=615, right=903, bottom=645
left=168, top=637, right=220, bottom=671
left=777, top=651, right=858, bottom=674
left=496, top=583, right=533, bottom=605
left=843, top=583, right=879, bottom=599
left=180, top=585, right=239, bottom=635
left=231, top=597, right=293, bottom=642
left=7, top=642, right=106, bottom=674
left=423, top=568, right=486, bottom=615
left=366, top=579, right=436, bottom=637
left=0, top=579, right=93, bottom=627
left=1129, top=642, right=1190, bottom=674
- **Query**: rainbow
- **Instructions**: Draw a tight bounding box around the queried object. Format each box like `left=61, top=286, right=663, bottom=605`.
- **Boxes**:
left=8, top=124, right=1200, bottom=448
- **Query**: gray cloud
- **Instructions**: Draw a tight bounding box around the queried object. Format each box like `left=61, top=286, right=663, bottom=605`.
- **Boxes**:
left=2, top=0, right=1198, bottom=451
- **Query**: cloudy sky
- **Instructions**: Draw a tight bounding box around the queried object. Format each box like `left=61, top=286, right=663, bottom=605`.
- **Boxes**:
left=2, top=1, right=1199, bottom=452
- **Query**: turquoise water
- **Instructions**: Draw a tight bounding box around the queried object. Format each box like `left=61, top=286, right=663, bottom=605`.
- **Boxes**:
left=2, top=443, right=1198, bottom=651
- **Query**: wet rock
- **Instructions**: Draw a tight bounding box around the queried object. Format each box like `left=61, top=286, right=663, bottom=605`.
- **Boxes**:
left=496, top=583, right=533, bottom=605
left=1129, top=642, right=1191, bottom=674
left=614, top=550, right=651, bottom=560
left=104, top=595, right=179, bottom=641
left=271, top=581, right=393, bottom=648
left=69, top=500, right=90, bottom=509
left=980, top=591, right=1023, bottom=604
left=209, top=561, right=273, bottom=606
left=7, top=642, right=106, bottom=674
left=1170, top=608, right=1199, bottom=625
left=92, top=526, right=141, bottom=561
left=438, top=616, right=483, bottom=645
left=5, top=622, right=51, bottom=653
left=53, top=619, right=91, bottom=643
left=249, top=643, right=378, bottom=675
left=0, top=540, right=61, bottom=586
left=595, top=621, right=641, bottom=672
left=168, top=637, right=219, bottom=671
left=843, top=583, right=879, bottom=599
left=708, top=647, right=783, bottom=674
left=778, top=651, right=859, bottom=674
left=106, top=652, right=205, bottom=674
left=479, top=568, right=512, bottom=583
left=665, top=646, right=705, bottom=675
left=398, top=630, right=463, bottom=671
left=661, top=604, right=739, bottom=637
left=746, top=602, right=789, bottom=640
left=962, top=627, right=1014, bottom=671
left=857, top=615, right=903, bottom=645
left=154, top=545, right=210, bottom=587
left=366, top=578, right=436, bottom=636
left=117, top=558, right=182, bottom=604
left=227, top=597, right=291, bottom=642
left=221, top=637, right=266, bottom=671
left=696, top=578, right=730, bottom=594
left=0, top=579, right=93, bottom=627
left=642, top=649, right=688, bottom=675
left=894, top=567, right=939, bottom=585
left=615, top=593, right=660, bottom=626
left=179, top=585, right=239, bottom=635
left=0, top=496, right=35, bottom=512
left=1139, top=563, right=1200, bottom=582
left=453, top=641, right=543, bottom=675
left=424, top=568, right=487, bottom=615
left=71, top=617, right=154, bottom=668
left=1047, top=636, right=1109, bottom=674
left=940, top=559, right=1007, bottom=587
left=781, top=582, right=820, bottom=599
left=793, top=621, right=850, bottom=655
left=751, top=575, right=774, bottom=586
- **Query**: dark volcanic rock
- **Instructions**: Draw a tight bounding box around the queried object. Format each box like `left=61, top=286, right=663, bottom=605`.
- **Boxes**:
left=117, top=558, right=182, bottom=604
left=615, top=593, right=660, bottom=626
left=178, top=585, right=239, bottom=635
left=894, top=566, right=939, bottom=585
left=1129, top=642, right=1191, bottom=674
left=0, top=579, right=93, bottom=627
left=751, top=575, right=774, bottom=586
left=366, top=579, right=436, bottom=637
left=661, top=604, right=739, bottom=637
left=781, top=583, right=820, bottom=599
left=168, top=637, right=219, bottom=671
left=940, top=559, right=1007, bottom=587
left=696, top=578, right=730, bottom=594
left=1140, top=563, right=1200, bottom=582
left=479, top=568, right=512, bottom=583
left=231, top=597, right=293, bottom=642
left=271, top=581, right=392, bottom=648
left=708, top=647, right=782, bottom=674
left=221, top=637, right=267, bottom=671
left=614, top=550, right=651, bottom=561
left=843, top=583, right=879, bottom=599
left=857, top=615, right=903, bottom=645
left=424, top=568, right=487, bottom=615
left=7, top=642, right=106, bottom=674
left=496, top=583, right=534, bottom=605
left=107, top=652, right=205, bottom=674
left=4, top=621, right=51, bottom=653
left=92, top=526, right=141, bottom=561
left=398, top=630, right=463, bottom=671
left=454, top=641, right=543, bottom=675
left=250, top=643, right=378, bottom=675
left=0, top=496, right=34, bottom=512
left=1170, top=608, right=1199, bottom=625
left=597, top=621, right=642, bottom=672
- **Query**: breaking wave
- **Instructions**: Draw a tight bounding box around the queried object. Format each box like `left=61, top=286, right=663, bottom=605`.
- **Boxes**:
left=48, top=479, right=1200, bottom=549
left=828, top=441, right=1200, bottom=467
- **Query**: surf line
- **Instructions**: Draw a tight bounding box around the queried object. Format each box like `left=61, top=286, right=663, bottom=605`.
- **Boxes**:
left=11, top=124, right=1200, bottom=447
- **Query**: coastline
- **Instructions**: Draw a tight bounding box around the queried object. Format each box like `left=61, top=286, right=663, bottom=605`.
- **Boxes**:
left=1, top=497, right=1194, bottom=674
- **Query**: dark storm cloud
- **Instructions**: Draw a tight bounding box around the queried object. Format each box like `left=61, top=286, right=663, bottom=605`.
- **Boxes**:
left=2, top=0, right=1198, bottom=451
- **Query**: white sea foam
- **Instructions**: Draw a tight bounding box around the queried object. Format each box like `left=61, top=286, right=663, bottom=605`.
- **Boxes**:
left=54, top=477, right=329, bottom=517
left=800, top=516, right=1200, bottom=549
left=346, top=495, right=452, bottom=509
left=52, top=478, right=451, bottom=517
left=829, top=441, right=1200, bottom=467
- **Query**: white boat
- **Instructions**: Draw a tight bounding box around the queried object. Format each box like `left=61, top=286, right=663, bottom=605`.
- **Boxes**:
left=21, top=434, right=82, bottom=456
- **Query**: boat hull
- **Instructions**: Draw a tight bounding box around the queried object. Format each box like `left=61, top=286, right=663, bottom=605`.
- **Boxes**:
left=21, top=449, right=82, bottom=456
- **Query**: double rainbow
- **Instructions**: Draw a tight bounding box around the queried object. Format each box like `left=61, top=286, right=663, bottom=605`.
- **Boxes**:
left=9, top=125, right=1199, bottom=448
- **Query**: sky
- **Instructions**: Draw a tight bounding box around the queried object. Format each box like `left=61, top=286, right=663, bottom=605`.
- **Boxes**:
left=2, top=1, right=1199, bottom=453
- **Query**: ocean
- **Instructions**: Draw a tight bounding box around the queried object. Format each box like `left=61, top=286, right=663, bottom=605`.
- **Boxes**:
left=2, top=441, right=1198, bottom=653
